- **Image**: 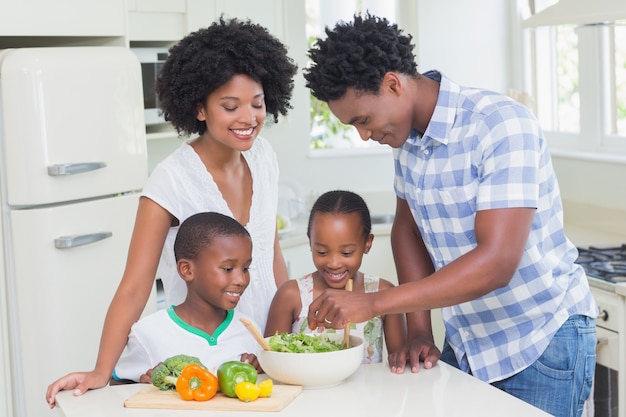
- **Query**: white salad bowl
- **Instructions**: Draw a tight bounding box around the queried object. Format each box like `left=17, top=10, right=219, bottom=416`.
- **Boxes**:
left=256, top=334, right=363, bottom=389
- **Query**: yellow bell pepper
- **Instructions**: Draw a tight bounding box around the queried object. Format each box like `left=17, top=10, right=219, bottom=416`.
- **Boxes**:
left=258, top=379, right=273, bottom=398
left=234, top=381, right=261, bottom=402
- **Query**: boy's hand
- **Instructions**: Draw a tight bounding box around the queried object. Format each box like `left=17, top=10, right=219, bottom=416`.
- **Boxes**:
left=138, top=362, right=162, bottom=384
left=240, top=352, right=261, bottom=373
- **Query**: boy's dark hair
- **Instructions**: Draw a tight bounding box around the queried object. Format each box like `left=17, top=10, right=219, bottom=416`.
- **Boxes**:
left=174, top=212, right=250, bottom=261
left=307, top=190, right=371, bottom=239
left=304, top=13, right=418, bottom=102
left=156, top=16, right=298, bottom=136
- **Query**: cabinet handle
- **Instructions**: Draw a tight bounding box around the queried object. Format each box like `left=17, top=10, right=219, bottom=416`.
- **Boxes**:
left=596, top=336, right=609, bottom=353
left=54, top=232, right=112, bottom=249
left=47, top=162, right=107, bottom=176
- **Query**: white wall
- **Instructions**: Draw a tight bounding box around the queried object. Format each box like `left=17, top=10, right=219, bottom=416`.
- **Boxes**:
left=413, top=0, right=514, bottom=92
left=553, top=154, right=626, bottom=236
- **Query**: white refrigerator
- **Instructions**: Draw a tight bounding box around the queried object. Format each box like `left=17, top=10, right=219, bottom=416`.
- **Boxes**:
left=0, top=47, right=156, bottom=417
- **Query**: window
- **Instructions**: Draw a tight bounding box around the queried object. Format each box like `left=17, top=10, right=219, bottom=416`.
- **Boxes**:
left=612, top=24, right=626, bottom=136
left=305, top=0, right=396, bottom=152
left=533, top=24, right=579, bottom=133
left=522, top=0, right=626, bottom=156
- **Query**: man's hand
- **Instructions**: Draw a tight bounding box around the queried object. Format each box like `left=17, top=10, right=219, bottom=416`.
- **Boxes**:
left=307, top=289, right=375, bottom=330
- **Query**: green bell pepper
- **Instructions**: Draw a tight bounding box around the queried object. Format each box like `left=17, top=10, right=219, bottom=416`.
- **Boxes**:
left=217, top=361, right=258, bottom=398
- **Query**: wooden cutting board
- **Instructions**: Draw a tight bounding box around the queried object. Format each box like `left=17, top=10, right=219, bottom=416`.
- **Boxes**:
left=124, top=384, right=303, bottom=412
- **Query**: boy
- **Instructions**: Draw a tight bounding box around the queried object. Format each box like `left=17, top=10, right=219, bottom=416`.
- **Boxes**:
left=113, top=212, right=260, bottom=381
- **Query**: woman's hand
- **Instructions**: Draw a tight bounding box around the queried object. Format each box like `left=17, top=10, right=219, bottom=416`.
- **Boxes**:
left=45, top=369, right=110, bottom=408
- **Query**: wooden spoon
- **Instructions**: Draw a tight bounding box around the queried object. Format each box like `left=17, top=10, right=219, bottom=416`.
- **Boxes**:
left=240, top=317, right=272, bottom=351
left=343, top=279, right=353, bottom=348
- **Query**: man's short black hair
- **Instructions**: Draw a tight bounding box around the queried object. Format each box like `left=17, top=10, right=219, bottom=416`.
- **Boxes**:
left=304, top=13, right=418, bottom=103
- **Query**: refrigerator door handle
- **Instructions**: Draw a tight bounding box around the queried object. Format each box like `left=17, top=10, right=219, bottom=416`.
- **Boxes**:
left=47, top=162, right=107, bottom=176
left=54, top=232, right=113, bottom=249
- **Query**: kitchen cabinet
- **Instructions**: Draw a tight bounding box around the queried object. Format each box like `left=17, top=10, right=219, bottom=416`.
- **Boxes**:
left=127, top=0, right=187, bottom=42
left=282, top=241, right=314, bottom=280
left=0, top=0, right=125, bottom=37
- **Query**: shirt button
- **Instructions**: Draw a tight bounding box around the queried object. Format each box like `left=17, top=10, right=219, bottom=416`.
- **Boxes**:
left=423, top=149, right=430, bottom=155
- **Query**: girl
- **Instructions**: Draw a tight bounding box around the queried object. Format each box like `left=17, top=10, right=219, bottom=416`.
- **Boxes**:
left=47, top=17, right=297, bottom=406
left=264, top=190, right=406, bottom=368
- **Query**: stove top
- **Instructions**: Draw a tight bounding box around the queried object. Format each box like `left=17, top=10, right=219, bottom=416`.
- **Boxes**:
left=576, top=244, right=626, bottom=288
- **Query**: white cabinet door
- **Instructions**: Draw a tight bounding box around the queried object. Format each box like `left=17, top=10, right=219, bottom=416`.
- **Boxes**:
left=361, top=232, right=398, bottom=285
left=0, top=0, right=125, bottom=36
left=188, top=0, right=285, bottom=41
left=0, top=47, right=147, bottom=206
left=7, top=193, right=156, bottom=417
left=127, top=0, right=187, bottom=41
left=281, top=243, right=314, bottom=280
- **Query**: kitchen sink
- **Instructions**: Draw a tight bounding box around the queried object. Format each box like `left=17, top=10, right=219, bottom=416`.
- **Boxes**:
left=371, top=213, right=395, bottom=224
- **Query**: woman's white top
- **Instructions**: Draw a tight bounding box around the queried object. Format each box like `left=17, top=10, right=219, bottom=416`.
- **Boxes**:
left=142, top=137, right=280, bottom=331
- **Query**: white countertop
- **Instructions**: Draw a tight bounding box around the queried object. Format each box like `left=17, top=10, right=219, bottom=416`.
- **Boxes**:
left=55, top=362, right=550, bottom=417
left=564, top=223, right=626, bottom=296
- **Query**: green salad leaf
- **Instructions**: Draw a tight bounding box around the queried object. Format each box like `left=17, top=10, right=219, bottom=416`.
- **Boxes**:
left=268, top=332, right=345, bottom=353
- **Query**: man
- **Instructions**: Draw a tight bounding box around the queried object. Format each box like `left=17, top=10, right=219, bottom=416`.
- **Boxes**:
left=304, top=14, right=597, bottom=417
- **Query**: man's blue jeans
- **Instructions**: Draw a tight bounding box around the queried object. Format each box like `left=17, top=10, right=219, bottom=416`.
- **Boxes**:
left=441, top=315, right=596, bottom=417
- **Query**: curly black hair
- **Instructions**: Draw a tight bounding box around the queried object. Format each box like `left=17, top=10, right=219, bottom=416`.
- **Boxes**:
left=304, top=13, right=417, bottom=102
left=174, top=212, right=250, bottom=261
left=156, top=17, right=298, bottom=136
left=307, top=190, right=371, bottom=240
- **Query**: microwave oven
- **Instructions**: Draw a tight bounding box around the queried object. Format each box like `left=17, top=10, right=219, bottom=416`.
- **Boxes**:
left=131, top=47, right=168, bottom=126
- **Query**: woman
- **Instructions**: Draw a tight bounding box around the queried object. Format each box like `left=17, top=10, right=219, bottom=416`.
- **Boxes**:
left=46, top=17, right=297, bottom=407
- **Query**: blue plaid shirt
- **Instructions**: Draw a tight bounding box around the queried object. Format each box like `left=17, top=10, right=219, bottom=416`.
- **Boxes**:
left=393, top=71, right=597, bottom=383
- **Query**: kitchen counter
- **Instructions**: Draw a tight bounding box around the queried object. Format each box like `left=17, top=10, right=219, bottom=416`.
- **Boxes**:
left=55, top=362, right=550, bottom=417
left=564, top=222, right=626, bottom=296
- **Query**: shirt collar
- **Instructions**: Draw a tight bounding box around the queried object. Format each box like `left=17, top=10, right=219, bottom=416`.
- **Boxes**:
left=419, top=70, right=462, bottom=147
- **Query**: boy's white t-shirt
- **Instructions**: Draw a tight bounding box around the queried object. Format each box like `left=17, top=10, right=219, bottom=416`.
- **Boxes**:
left=113, top=307, right=259, bottom=381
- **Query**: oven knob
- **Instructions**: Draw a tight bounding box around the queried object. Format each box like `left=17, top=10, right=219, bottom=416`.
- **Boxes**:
left=597, top=309, right=609, bottom=321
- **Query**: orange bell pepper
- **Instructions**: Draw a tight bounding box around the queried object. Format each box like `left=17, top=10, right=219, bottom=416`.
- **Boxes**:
left=175, top=363, right=218, bottom=401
